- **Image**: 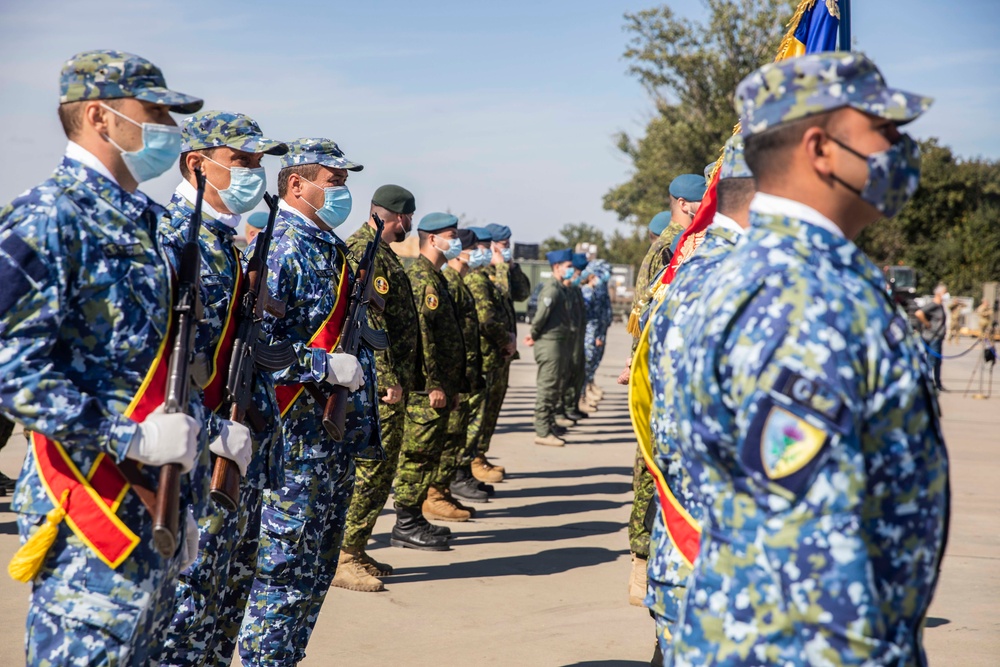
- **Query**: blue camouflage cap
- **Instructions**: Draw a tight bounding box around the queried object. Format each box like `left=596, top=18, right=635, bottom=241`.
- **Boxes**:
left=468, top=226, right=493, bottom=243
left=280, top=138, right=363, bottom=171
left=485, top=223, right=512, bottom=241
left=648, top=210, right=672, bottom=235
left=181, top=111, right=287, bottom=155
left=572, top=253, right=589, bottom=271
left=736, top=51, right=933, bottom=137
left=546, top=248, right=573, bottom=265
left=669, top=174, right=707, bottom=201
left=719, top=135, right=753, bottom=180
left=246, top=212, right=269, bottom=229
left=418, top=212, right=459, bottom=232
left=59, top=50, right=202, bottom=114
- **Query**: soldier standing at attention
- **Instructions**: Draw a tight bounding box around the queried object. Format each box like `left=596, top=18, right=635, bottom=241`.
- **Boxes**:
left=581, top=259, right=613, bottom=408
left=237, top=139, right=381, bottom=666
left=464, top=227, right=516, bottom=484
left=427, top=228, right=487, bottom=518
left=0, top=50, right=204, bottom=665
left=156, top=111, right=287, bottom=666
left=669, top=52, right=948, bottom=666
left=390, top=213, right=468, bottom=551
left=525, top=249, right=573, bottom=447
left=560, top=252, right=590, bottom=422
left=334, top=184, right=419, bottom=592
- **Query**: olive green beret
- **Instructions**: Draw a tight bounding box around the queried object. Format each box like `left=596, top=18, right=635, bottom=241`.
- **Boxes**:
left=372, top=184, right=416, bottom=215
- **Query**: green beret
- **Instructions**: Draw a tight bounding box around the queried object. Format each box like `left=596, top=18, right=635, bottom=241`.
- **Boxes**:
left=418, top=212, right=459, bottom=232
left=372, top=184, right=416, bottom=214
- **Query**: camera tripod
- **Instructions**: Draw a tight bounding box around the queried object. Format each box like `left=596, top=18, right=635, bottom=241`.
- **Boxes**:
left=963, top=319, right=997, bottom=400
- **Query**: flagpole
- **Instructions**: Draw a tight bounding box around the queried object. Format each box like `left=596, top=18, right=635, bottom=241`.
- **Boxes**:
left=838, top=0, right=852, bottom=51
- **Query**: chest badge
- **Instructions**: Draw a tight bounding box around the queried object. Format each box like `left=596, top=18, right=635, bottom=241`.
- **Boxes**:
left=374, top=276, right=389, bottom=295
left=425, top=293, right=439, bottom=310
left=760, top=406, right=827, bottom=479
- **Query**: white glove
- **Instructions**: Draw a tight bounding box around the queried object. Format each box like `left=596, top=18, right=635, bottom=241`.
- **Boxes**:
left=181, top=508, right=199, bottom=571
left=127, top=405, right=200, bottom=473
left=209, top=420, right=252, bottom=477
left=324, top=353, right=365, bottom=391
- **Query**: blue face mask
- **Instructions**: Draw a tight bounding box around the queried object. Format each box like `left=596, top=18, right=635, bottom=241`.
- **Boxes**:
left=437, top=236, right=463, bottom=261
left=303, top=181, right=352, bottom=229
left=102, top=103, right=181, bottom=183
left=501, top=247, right=513, bottom=263
left=202, top=155, right=266, bottom=214
left=468, top=247, right=490, bottom=269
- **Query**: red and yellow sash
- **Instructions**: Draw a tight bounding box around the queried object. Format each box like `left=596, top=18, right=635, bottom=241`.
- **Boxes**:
left=629, top=305, right=701, bottom=568
left=274, top=252, right=350, bottom=417
left=202, top=250, right=246, bottom=413
left=23, top=306, right=175, bottom=572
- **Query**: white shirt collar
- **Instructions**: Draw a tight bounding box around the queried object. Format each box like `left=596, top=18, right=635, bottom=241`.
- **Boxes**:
left=175, top=180, right=241, bottom=229
left=65, top=141, right=118, bottom=185
left=750, top=192, right=845, bottom=239
left=711, top=212, right=744, bottom=235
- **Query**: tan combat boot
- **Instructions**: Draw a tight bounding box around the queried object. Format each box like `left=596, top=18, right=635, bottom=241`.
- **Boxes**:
left=534, top=434, right=566, bottom=447
left=589, top=382, right=605, bottom=401
left=423, top=486, right=471, bottom=522
left=443, top=487, right=477, bottom=518
left=471, top=454, right=504, bottom=483
left=483, top=454, right=506, bottom=475
left=357, top=549, right=393, bottom=577
left=331, top=548, right=385, bottom=592
left=629, top=553, right=648, bottom=607
left=577, top=398, right=595, bottom=414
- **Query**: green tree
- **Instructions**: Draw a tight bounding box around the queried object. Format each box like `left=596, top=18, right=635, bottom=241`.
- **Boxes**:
left=605, top=0, right=793, bottom=228
left=540, top=223, right=609, bottom=256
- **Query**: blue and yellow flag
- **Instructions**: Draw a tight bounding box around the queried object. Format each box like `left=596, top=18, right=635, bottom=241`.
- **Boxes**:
left=778, top=0, right=841, bottom=59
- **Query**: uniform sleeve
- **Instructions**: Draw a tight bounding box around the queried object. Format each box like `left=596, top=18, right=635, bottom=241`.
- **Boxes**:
left=415, top=278, right=447, bottom=391
left=509, top=263, right=531, bottom=302
left=261, top=247, right=327, bottom=385
left=468, top=273, right=510, bottom=352
left=355, top=252, right=399, bottom=390
left=530, top=283, right=556, bottom=340
left=0, top=214, right=138, bottom=460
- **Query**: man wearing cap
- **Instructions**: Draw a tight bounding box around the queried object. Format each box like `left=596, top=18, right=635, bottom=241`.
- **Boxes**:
left=581, top=259, right=614, bottom=407
left=391, top=213, right=468, bottom=550
left=0, top=50, right=204, bottom=665
left=237, top=138, right=382, bottom=666
left=668, top=52, right=947, bottom=665
left=559, top=252, right=590, bottom=423
left=335, top=184, right=420, bottom=592
left=155, top=110, right=287, bottom=666
left=525, top=249, right=574, bottom=447
left=429, top=228, right=487, bottom=515
left=244, top=211, right=268, bottom=245
left=644, top=135, right=757, bottom=653
left=464, top=226, right=516, bottom=484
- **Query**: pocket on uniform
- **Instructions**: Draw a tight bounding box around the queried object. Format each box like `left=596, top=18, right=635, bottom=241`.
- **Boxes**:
left=256, top=504, right=306, bottom=580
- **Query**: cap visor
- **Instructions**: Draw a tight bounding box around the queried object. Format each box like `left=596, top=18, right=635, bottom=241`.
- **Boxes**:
left=855, top=87, right=933, bottom=127
left=134, top=87, right=204, bottom=114
left=317, top=156, right=364, bottom=172
left=240, top=137, right=289, bottom=156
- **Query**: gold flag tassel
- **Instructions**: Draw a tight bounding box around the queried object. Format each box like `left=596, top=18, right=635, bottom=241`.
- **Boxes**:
left=8, top=489, right=69, bottom=583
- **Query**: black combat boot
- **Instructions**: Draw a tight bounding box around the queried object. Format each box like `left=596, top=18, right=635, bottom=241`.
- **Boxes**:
left=476, top=480, right=495, bottom=497
left=413, top=509, right=452, bottom=537
left=390, top=503, right=450, bottom=551
left=449, top=466, right=489, bottom=503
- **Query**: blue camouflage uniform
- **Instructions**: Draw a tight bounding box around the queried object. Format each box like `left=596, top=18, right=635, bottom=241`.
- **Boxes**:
left=582, top=259, right=613, bottom=385
left=156, top=111, right=288, bottom=667
left=0, top=49, right=204, bottom=667
left=668, top=53, right=947, bottom=666
left=238, top=139, right=382, bottom=667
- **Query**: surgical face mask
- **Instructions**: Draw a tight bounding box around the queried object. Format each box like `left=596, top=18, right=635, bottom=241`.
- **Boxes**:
left=302, top=180, right=352, bottom=228
left=201, top=155, right=266, bottom=214
left=468, top=247, right=490, bottom=269
left=436, top=236, right=463, bottom=261
left=829, top=133, right=921, bottom=219
left=501, top=247, right=513, bottom=263
left=101, top=103, right=181, bottom=183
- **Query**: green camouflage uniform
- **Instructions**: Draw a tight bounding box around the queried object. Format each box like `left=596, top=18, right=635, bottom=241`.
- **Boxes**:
left=392, top=255, right=467, bottom=507
left=434, top=266, right=484, bottom=486
left=481, top=262, right=529, bottom=446
left=342, top=223, right=419, bottom=549
left=463, top=267, right=512, bottom=458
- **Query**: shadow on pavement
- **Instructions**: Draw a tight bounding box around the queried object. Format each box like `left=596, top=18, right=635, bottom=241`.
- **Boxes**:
left=496, top=481, right=632, bottom=499
left=925, top=617, right=950, bottom=628
left=476, top=498, right=629, bottom=520
left=561, top=662, right=650, bottom=667
left=451, top=521, right=623, bottom=546
left=510, top=466, right=631, bottom=480
left=388, top=546, right=627, bottom=583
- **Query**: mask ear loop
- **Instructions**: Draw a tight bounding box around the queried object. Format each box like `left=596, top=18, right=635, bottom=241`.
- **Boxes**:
left=825, top=135, right=867, bottom=197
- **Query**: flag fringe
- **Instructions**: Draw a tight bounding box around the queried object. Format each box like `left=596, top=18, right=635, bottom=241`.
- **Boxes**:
left=775, top=0, right=820, bottom=61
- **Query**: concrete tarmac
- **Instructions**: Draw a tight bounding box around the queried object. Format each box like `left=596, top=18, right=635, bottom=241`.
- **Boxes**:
left=0, top=324, right=997, bottom=665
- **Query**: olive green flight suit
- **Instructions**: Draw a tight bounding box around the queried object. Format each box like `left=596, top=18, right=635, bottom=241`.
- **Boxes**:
left=530, top=276, right=569, bottom=437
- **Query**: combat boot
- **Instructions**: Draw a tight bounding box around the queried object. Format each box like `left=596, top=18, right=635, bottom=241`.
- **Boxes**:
left=554, top=416, right=575, bottom=428
left=423, top=486, right=471, bottom=522
left=581, top=397, right=598, bottom=413
left=414, top=509, right=452, bottom=537
left=331, top=549, right=385, bottom=592
left=534, top=434, right=566, bottom=447
left=552, top=424, right=568, bottom=436
left=482, top=454, right=505, bottom=475
left=629, top=553, right=648, bottom=607
left=357, top=549, right=393, bottom=577
left=444, top=487, right=478, bottom=516
left=476, top=480, right=495, bottom=497
left=390, top=503, right=450, bottom=551
left=566, top=408, right=588, bottom=420
left=471, top=454, right=504, bottom=483
left=588, top=382, right=604, bottom=401
left=450, top=467, right=489, bottom=504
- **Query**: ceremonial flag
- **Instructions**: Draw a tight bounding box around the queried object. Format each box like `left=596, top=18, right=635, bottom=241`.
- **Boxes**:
left=631, top=0, right=847, bottom=568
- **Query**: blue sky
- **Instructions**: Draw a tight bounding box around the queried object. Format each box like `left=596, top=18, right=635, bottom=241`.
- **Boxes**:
left=1, top=0, right=997, bottom=242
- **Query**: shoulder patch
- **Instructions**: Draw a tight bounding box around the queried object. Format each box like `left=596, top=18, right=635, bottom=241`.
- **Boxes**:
left=759, top=405, right=827, bottom=479
left=0, top=233, right=47, bottom=315
left=425, top=293, right=439, bottom=310
left=772, top=368, right=845, bottom=430
left=884, top=314, right=908, bottom=348
left=542, top=296, right=552, bottom=308
left=374, top=275, right=389, bottom=295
